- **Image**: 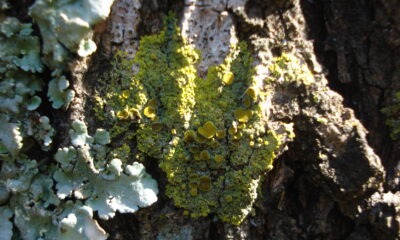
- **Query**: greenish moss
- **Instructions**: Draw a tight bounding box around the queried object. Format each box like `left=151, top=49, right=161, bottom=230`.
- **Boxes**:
left=97, top=14, right=294, bottom=225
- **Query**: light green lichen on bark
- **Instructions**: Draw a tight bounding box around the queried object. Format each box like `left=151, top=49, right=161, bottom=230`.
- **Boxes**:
left=97, top=15, right=294, bottom=225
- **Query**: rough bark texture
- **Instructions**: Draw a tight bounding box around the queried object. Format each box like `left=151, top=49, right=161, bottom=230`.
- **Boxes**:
left=78, top=0, right=400, bottom=239
left=8, top=0, right=400, bottom=239
left=82, top=0, right=399, bottom=239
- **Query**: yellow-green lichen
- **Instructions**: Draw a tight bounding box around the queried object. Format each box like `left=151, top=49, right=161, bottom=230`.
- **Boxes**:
left=234, top=108, right=253, bottom=123
left=96, top=15, right=293, bottom=225
left=197, top=121, right=218, bottom=139
left=268, top=52, right=314, bottom=85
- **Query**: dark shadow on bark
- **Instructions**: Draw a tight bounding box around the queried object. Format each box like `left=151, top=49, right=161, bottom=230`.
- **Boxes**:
left=299, top=0, right=400, bottom=191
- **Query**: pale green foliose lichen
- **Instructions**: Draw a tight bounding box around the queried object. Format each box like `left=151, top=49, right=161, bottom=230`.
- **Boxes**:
left=56, top=206, right=108, bottom=240
left=0, top=17, right=44, bottom=73
left=0, top=116, right=23, bottom=158
left=29, top=0, right=114, bottom=109
left=0, top=16, right=55, bottom=156
left=1, top=10, right=154, bottom=239
left=0, top=206, right=13, bottom=240
left=96, top=15, right=296, bottom=225
left=1, top=2, right=144, bottom=239
left=29, top=0, right=115, bottom=68
left=11, top=196, right=108, bottom=240
left=1, top=157, right=60, bottom=240
left=0, top=0, right=9, bottom=10
left=47, top=70, right=76, bottom=109
left=53, top=120, right=159, bottom=219
left=1, top=120, right=158, bottom=239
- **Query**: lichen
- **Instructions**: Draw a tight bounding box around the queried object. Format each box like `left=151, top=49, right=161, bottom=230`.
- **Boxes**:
left=29, top=0, right=115, bottom=109
left=53, top=120, right=159, bottom=220
left=47, top=71, right=75, bottom=109
left=29, top=0, right=115, bottom=68
left=0, top=206, right=13, bottom=240
left=97, top=14, right=295, bottom=225
left=1, top=4, right=154, bottom=238
left=0, top=119, right=158, bottom=240
left=268, top=52, right=314, bottom=85
left=0, top=16, right=55, bottom=156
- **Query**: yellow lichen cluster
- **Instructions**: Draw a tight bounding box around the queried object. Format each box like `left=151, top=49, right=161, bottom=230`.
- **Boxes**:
left=96, top=15, right=294, bottom=225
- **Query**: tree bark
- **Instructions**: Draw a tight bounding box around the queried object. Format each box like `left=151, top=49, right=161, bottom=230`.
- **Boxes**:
left=79, top=0, right=400, bottom=239
left=6, top=0, right=400, bottom=239
left=82, top=0, right=398, bottom=239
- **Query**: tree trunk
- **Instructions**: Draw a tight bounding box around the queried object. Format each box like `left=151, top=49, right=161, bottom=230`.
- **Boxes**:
left=88, top=0, right=399, bottom=239
left=3, top=0, right=400, bottom=239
